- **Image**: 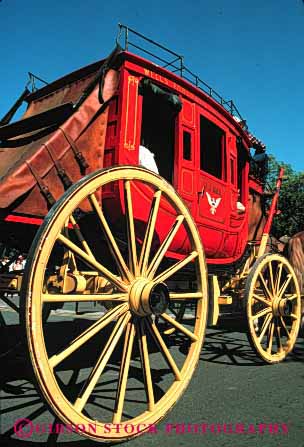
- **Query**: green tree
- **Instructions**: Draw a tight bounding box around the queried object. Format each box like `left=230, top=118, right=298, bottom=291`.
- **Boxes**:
left=266, top=155, right=304, bottom=238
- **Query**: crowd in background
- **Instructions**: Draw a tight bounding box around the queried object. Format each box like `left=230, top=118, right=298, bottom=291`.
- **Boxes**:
left=0, top=254, right=27, bottom=272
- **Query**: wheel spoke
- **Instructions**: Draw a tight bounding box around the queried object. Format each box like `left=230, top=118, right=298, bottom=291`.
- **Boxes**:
left=69, top=215, right=94, bottom=257
left=285, top=293, right=298, bottom=301
left=42, top=292, right=128, bottom=303
left=89, top=193, right=133, bottom=282
left=279, top=316, right=291, bottom=339
left=267, top=321, right=275, bottom=354
left=252, top=293, right=271, bottom=307
left=74, top=311, right=131, bottom=412
left=154, top=251, right=198, bottom=283
left=160, top=312, right=198, bottom=342
left=49, top=304, right=128, bottom=369
left=62, top=221, right=79, bottom=268
left=274, top=262, right=283, bottom=295
left=278, top=274, right=292, bottom=299
left=58, top=233, right=128, bottom=291
left=139, top=190, right=162, bottom=275
left=59, top=228, right=77, bottom=284
left=276, top=323, right=283, bottom=353
left=146, top=215, right=184, bottom=279
left=145, top=318, right=181, bottom=381
left=251, top=306, right=272, bottom=320
left=258, top=272, right=273, bottom=300
left=268, top=261, right=275, bottom=296
left=258, top=313, right=273, bottom=343
left=124, top=180, right=138, bottom=276
left=113, top=320, right=135, bottom=423
left=169, top=292, right=203, bottom=300
left=137, top=319, right=155, bottom=411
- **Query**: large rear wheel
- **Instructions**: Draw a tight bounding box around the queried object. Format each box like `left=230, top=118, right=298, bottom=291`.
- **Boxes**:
left=22, top=166, right=208, bottom=442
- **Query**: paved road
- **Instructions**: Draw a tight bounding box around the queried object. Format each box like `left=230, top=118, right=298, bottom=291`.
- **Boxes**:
left=0, top=299, right=303, bottom=447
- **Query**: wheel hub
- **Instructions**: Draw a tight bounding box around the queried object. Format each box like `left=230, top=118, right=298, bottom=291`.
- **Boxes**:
left=272, top=297, right=293, bottom=317
left=128, top=278, right=169, bottom=316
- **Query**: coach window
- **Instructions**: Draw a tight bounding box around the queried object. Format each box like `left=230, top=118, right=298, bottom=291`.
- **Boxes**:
left=140, top=78, right=182, bottom=183
left=236, top=137, right=247, bottom=200
left=200, top=115, right=226, bottom=180
left=230, top=156, right=236, bottom=186
left=183, top=130, right=192, bottom=161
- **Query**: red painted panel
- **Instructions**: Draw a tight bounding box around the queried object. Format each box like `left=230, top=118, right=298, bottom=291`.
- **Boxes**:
left=103, top=178, right=191, bottom=258
left=222, top=232, right=238, bottom=256
left=182, top=99, right=195, bottom=126
left=198, top=224, right=224, bottom=256
left=5, top=214, right=43, bottom=225
left=105, top=121, right=118, bottom=148
left=181, top=168, right=194, bottom=196
left=198, top=176, right=227, bottom=225
left=104, top=149, right=115, bottom=168
left=122, top=75, right=140, bottom=152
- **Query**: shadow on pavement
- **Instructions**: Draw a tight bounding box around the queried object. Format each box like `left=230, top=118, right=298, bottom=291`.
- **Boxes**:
left=0, top=320, right=168, bottom=446
left=0, top=315, right=303, bottom=446
left=200, top=316, right=304, bottom=366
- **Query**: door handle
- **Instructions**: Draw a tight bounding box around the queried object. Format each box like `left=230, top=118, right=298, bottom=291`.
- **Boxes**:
left=197, top=186, right=205, bottom=200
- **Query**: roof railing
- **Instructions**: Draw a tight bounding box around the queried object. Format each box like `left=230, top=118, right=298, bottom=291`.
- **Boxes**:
left=27, top=72, right=49, bottom=92
left=117, top=23, right=247, bottom=129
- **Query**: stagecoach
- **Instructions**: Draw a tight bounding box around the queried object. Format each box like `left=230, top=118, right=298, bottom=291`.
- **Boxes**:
left=0, top=25, right=301, bottom=442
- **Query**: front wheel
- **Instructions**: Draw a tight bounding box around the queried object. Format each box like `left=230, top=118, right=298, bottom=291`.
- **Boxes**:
left=22, top=166, right=208, bottom=442
left=245, top=253, right=301, bottom=363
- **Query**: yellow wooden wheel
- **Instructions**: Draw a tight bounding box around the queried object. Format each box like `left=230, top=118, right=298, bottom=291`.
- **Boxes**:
left=21, top=166, right=208, bottom=442
left=245, top=253, right=301, bottom=363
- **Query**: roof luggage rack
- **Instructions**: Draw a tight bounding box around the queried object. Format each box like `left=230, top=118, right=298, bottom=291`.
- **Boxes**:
left=117, top=23, right=247, bottom=129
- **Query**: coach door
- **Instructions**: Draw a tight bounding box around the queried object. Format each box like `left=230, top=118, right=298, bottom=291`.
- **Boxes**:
left=175, top=98, right=197, bottom=218
left=139, top=78, right=182, bottom=184
left=196, top=111, right=231, bottom=257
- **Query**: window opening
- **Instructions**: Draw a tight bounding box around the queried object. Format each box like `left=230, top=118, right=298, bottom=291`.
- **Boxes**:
left=183, top=131, right=191, bottom=161
left=140, top=80, right=179, bottom=183
left=200, top=115, right=225, bottom=180
left=230, top=157, right=236, bottom=186
left=236, top=137, right=248, bottom=197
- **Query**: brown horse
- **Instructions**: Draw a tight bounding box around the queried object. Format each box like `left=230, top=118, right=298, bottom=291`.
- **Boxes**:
left=248, top=191, right=266, bottom=242
left=285, top=232, right=304, bottom=326
left=248, top=191, right=302, bottom=269
left=248, top=191, right=286, bottom=254
left=285, top=231, right=304, bottom=294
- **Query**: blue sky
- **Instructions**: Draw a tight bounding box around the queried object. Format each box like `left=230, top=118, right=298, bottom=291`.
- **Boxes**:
left=1, top=0, right=303, bottom=171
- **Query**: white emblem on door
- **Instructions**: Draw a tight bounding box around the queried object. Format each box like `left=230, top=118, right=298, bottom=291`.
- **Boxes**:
left=206, top=192, right=221, bottom=215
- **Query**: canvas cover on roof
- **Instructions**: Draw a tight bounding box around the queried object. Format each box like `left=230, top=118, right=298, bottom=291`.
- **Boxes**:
left=0, top=49, right=121, bottom=216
